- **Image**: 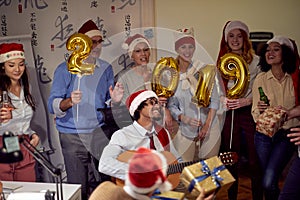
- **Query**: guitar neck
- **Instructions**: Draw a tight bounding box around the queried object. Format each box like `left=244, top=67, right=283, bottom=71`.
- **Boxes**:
left=167, top=160, right=198, bottom=175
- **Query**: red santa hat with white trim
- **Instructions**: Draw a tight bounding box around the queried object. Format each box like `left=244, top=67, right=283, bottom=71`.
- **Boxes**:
left=122, top=34, right=151, bottom=57
left=126, top=89, right=158, bottom=116
left=0, top=43, right=25, bottom=63
left=267, top=35, right=294, bottom=51
left=124, top=147, right=172, bottom=196
left=78, top=19, right=102, bottom=38
left=224, top=20, right=249, bottom=42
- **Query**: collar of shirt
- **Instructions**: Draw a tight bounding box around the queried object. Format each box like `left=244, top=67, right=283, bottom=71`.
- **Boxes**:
left=266, top=70, right=288, bottom=80
left=95, top=58, right=100, bottom=68
left=8, top=86, right=24, bottom=101
left=132, top=121, right=156, bottom=137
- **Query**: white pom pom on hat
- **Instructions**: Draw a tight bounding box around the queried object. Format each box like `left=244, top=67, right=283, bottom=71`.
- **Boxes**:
left=267, top=35, right=294, bottom=51
left=224, top=20, right=249, bottom=42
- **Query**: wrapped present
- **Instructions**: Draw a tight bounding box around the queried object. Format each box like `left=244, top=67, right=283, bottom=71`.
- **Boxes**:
left=181, top=156, right=235, bottom=197
left=256, top=107, right=286, bottom=137
left=151, top=191, right=185, bottom=200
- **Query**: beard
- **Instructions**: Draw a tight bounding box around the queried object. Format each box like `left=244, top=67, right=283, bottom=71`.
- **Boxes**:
left=151, top=108, right=162, bottom=121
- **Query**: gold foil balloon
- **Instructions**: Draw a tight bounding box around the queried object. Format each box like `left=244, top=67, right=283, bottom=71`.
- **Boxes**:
left=66, top=33, right=95, bottom=76
left=192, top=64, right=216, bottom=107
left=151, top=57, right=180, bottom=98
left=218, top=53, right=250, bottom=99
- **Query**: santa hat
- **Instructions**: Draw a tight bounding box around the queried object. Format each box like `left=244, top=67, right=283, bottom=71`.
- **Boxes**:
left=78, top=19, right=102, bottom=38
left=0, top=43, right=25, bottom=63
left=122, top=34, right=151, bottom=57
left=126, top=89, right=158, bottom=116
left=224, top=20, right=249, bottom=42
left=267, top=35, right=294, bottom=51
left=174, top=28, right=195, bottom=50
left=124, top=147, right=172, bottom=195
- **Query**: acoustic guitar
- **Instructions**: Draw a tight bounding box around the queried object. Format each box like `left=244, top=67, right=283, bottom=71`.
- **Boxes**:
left=115, top=151, right=238, bottom=189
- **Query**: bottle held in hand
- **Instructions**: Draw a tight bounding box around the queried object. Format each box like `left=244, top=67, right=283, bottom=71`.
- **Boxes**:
left=0, top=91, right=13, bottom=124
left=1, top=91, right=14, bottom=111
left=258, top=87, right=270, bottom=106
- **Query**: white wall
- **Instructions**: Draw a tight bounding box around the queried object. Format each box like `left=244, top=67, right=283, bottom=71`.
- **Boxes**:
left=155, top=0, right=300, bottom=61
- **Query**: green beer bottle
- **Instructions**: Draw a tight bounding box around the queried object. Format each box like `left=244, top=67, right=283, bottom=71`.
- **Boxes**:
left=258, top=87, right=270, bottom=106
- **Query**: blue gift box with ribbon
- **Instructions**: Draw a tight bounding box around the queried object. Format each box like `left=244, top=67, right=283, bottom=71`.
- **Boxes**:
left=180, top=156, right=235, bottom=197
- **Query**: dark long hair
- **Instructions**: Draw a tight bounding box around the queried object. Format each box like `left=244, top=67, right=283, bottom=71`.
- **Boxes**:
left=133, top=100, right=148, bottom=121
left=259, top=44, right=297, bottom=74
left=0, top=62, right=36, bottom=111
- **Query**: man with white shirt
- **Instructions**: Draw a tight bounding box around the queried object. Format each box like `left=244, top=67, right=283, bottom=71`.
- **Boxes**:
left=99, top=89, right=181, bottom=180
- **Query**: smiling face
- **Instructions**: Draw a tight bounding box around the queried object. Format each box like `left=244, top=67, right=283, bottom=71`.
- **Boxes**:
left=265, top=42, right=283, bottom=66
left=131, top=42, right=151, bottom=66
left=140, top=97, right=162, bottom=121
left=176, top=43, right=195, bottom=62
left=4, top=58, right=25, bottom=82
left=227, top=29, right=244, bottom=54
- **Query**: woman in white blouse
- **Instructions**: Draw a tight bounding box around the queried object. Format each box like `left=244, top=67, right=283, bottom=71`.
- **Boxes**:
left=0, top=42, right=39, bottom=181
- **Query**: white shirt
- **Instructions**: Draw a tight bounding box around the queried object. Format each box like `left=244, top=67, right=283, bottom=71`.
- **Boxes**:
left=0, top=88, right=34, bottom=136
left=99, top=121, right=180, bottom=180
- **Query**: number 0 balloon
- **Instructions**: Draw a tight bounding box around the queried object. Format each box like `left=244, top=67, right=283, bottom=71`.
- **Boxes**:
left=151, top=57, right=180, bottom=98
left=218, top=53, right=250, bottom=99
left=66, top=33, right=95, bottom=76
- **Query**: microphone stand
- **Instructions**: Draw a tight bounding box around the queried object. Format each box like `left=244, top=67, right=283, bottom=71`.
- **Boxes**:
left=19, top=136, right=63, bottom=200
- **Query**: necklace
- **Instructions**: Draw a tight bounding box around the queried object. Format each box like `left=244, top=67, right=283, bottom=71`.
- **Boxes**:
left=274, top=73, right=284, bottom=81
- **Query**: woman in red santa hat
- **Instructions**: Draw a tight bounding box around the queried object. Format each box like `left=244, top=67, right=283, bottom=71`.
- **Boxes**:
left=0, top=42, right=39, bottom=182
left=167, top=28, right=221, bottom=162
left=117, top=33, right=174, bottom=133
left=252, top=35, right=300, bottom=200
left=216, top=20, right=263, bottom=200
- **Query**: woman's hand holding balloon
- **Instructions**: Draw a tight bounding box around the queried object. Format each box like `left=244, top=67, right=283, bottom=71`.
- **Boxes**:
left=226, top=98, right=251, bottom=110
left=179, top=114, right=202, bottom=128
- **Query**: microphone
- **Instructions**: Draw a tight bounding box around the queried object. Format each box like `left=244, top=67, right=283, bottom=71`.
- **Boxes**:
left=0, top=131, right=23, bottom=163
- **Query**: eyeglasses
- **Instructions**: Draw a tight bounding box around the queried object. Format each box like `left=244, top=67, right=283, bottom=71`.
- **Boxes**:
left=92, top=39, right=104, bottom=45
left=146, top=98, right=159, bottom=106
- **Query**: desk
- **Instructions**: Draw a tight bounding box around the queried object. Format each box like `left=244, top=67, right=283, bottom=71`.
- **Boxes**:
left=2, top=181, right=81, bottom=200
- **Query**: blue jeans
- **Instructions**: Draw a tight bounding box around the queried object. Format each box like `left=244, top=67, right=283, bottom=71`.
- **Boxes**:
left=279, top=156, right=300, bottom=200
left=254, top=130, right=295, bottom=200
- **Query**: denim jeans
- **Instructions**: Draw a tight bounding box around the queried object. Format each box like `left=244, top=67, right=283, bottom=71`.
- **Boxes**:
left=254, top=130, right=295, bottom=200
left=279, top=156, right=300, bottom=200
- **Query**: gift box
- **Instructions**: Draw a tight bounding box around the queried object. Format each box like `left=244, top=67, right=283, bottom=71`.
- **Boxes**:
left=151, top=191, right=185, bottom=200
left=180, top=156, right=235, bottom=197
left=256, top=107, right=286, bottom=137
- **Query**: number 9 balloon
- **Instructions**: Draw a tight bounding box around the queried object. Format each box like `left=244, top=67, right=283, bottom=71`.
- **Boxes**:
left=151, top=57, right=180, bottom=98
left=66, top=33, right=95, bottom=76
left=218, top=53, right=250, bottom=99
left=191, top=64, right=216, bottom=107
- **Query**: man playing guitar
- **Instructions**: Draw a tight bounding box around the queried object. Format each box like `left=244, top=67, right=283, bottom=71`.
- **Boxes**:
left=98, top=89, right=182, bottom=182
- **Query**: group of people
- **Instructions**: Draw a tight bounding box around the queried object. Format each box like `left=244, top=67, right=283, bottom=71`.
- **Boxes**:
left=0, top=18, right=300, bottom=200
